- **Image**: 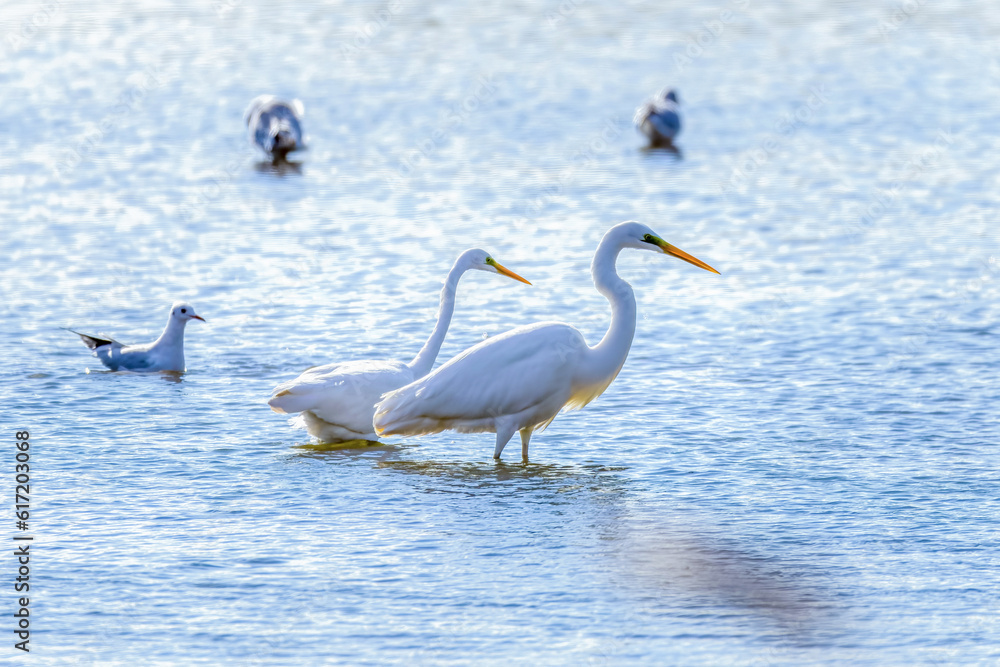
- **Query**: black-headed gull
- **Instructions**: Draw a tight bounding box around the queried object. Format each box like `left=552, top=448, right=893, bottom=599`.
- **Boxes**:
left=68, top=302, right=205, bottom=372
left=267, top=249, right=531, bottom=443
left=634, top=88, right=682, bottom=148
left=243, top=95, right=304, bottom=161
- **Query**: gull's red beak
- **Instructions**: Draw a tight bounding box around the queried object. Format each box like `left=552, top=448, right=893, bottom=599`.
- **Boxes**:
left=191, top=315, right=206, bottom=322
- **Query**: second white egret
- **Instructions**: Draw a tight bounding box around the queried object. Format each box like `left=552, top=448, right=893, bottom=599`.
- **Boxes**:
left=268, top=249, right=531, bottom=443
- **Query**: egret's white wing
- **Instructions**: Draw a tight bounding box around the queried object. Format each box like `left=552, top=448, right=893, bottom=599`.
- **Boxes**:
left=375, top=322, right=588, bottom=435
left=270, top=358, right=413, bottom=427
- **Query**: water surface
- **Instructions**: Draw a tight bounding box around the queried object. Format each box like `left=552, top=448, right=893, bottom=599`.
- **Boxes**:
left=2, top=0, right=999, bottom=664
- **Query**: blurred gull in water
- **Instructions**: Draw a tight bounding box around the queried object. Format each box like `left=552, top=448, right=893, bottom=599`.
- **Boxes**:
left=66, top=302, right=205, bottom=372
left=243, top=95, right=305, bottom=161
left=634, top=88, right=682, bottom=149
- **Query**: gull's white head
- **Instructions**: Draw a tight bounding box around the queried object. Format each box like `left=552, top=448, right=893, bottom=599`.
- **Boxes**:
left=614, top=221, right=720, bottom=274
left=170, top=302, right=206, bottom=323
left=459, top=248, right=532, bottom=284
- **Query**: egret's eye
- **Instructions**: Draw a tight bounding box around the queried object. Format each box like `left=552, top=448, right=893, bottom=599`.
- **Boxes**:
left=486, top=257, right=494, bottom=265
left=642, top=234, right=655, bottom=243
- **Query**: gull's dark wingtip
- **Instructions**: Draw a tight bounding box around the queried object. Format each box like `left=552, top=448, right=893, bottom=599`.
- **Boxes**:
left=64, top=328, right=114, bottom=350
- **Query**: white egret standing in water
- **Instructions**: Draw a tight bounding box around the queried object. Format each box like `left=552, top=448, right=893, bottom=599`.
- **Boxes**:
left=268, top=249, right=531, bottom=443
left=373, top=222, right=719, bottom=460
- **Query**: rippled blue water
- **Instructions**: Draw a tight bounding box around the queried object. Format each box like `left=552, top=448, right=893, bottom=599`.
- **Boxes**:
left=3, top=0, right=999, bottom=664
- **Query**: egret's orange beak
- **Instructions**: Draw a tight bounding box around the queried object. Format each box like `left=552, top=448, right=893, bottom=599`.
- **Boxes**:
left=191, top=315, right=206, bottom=322
left=494, top=262, right=532, bottom=285
left=654, top=238, right=720, bottom=274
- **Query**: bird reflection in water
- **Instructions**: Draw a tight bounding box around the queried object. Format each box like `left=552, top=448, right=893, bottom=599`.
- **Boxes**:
left=608, top=518, right=833, bottom=637
left=377, top=458, right=582, bottom=483
left=640, top=143, right=682, bottom=158
left=293, top=439, right=395, bottom=455
left=158, top=371, right=184, bottom=384
left=298, top=440, right=629, bottom=490
left=374, top=459, right=633, bottom=504
left=254, top=158, right=302, bottom=176
left=82, top=367, right=186, bottom=383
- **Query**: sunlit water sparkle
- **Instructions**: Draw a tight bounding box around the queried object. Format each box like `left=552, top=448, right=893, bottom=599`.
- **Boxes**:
left=3, top=0, right=999, bottom=664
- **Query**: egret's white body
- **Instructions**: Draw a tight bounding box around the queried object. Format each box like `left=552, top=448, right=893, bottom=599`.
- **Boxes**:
left=67, top=302, right=205, bottom=372
left=268, top=249, right=530, bottom=443
left=274, top=359, right=417, bottom=442
left=374, top=222, right=719, bottom=460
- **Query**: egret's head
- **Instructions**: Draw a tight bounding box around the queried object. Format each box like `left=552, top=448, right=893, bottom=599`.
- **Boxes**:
left=461, top=248, right=532, bottom=284
left=620, top=222, right=719, bottom=274
left=170, top=302, right=206, bottom=323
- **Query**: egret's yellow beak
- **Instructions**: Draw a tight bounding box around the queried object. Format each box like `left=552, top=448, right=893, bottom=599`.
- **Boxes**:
left=493, top=262, right=532, bottom=285
left=653, top=237, right=720, bottom=274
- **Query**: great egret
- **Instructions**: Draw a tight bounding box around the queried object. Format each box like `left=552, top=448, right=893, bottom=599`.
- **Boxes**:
left=244, top=95, right=304, bottom=161
left=373, top=222, right=718, bottom=460
left=268, top=249, right=531, bottom=443
left=67, top=302, right=205, bottom=372
left=634, top=89, right=681, bottom=148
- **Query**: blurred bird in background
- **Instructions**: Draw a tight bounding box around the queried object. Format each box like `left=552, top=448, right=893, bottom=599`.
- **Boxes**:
left=635, top=88, right=681, bottom=150
left=244, top=95, right=305, bottom=161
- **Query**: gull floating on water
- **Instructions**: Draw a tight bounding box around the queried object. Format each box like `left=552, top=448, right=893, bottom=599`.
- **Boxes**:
left=244, top=95, right=304, bottom=161
left=268, top=249, right=531, bottom=443
left=634, top=88, right=681, bottom=149
left=67, top=302, right=205, bottom=372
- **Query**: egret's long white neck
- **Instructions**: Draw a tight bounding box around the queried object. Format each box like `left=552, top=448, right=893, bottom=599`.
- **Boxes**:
left=579, top=230, right=637, bottom=387
left=152, top=314, right=186, bottom=351
left=408, top=258, right=467, bottom=377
